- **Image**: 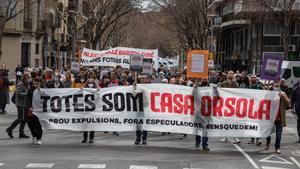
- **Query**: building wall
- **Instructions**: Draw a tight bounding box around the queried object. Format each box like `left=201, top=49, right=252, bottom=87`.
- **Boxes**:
left=209, top=0, right=300, bottom=72
left=2, top=36, right=22, bottom=72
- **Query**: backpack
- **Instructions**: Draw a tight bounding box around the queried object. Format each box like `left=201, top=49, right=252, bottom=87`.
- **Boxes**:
left=11, top=91, right=16, bottom=104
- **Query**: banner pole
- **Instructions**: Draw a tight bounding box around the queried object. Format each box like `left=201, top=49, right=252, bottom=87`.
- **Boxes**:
left=134, top=72, right=138, bottom=91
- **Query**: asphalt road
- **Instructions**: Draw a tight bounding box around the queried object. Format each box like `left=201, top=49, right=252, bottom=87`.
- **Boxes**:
left=1, top=104, right=300, bottom=169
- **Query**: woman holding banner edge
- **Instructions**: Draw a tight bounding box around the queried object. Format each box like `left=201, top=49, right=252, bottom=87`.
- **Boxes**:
left=265, top=81, right=290, bottom=154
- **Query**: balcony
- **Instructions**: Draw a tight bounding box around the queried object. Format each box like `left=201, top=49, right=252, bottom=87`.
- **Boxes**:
left=221, top=19, right=250, bottom=28
left=208, top=0, right=222, bottom=10
left=222, top=0, right=300, bottom=16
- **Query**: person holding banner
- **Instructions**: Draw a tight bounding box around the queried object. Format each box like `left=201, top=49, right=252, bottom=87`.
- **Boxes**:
left=194, top=79, right=210, bottom=151
left=63, top=71, right=73, bottom=88
left=135, top=74, right=149, bottom=145
left=102, top=71, right=120, bottom=136
left=27, top=77, right=43, bottom=145
left=248, top=75, right=263, bottom=146
left=219, top=70, right=241, bottom=144
left=73, top=68, right=87, bottom=88
left=81, top=71, right=99, bottom=144
left=118, top=72, right=129, bottom=86
left=46, top=73, right=64, bottom=88
left=169, top=72, right=184, bottom=85
left=265, top=81, right=290, bottom=154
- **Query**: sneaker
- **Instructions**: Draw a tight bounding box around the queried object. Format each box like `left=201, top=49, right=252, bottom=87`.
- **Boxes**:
left=112, top=132, right=119, bottom=136
left=203, top=147, right=210, bottom=151
left=6, top=128, right=13, bottom=138
left=82, top=139, right=87, bottom=143
left=32, top=137, right=36, bottom=144
left=221, top=138, right=228, bottom=142
left=248, top=139, right=254, bottom=144
left=135, top=140, right=140, bottom=145
left=275, top=149, right=280, bottom=154
left=35, top=140, right=42, bottom=145
left=256, top=141, right=262, bottom=146
left=233, top=138, right=241, bottom=144
left=89, top=139, right=94, bottom=144
left=1, top=111, right=7, bottom=114
left=195, top=144, right=200, bottom=148
left=19, top=134, right=30, bottom=138
left=142, top=140, right=147, bottom=145
left=265, top=143, right=270, bottom=150
left=296, top=140, right=300, bottom=143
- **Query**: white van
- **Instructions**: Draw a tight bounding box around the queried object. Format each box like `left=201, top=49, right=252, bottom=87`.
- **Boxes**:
left=281, top=61, right=300, bottom=88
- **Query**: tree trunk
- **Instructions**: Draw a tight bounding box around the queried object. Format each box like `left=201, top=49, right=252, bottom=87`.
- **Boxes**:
left=92, top=40, right=97, bottom=50
left=0, top=31, right=3, bottom=62
left=0, top=20, right=5, bottom=62
left=71, top=30, right=77, bottom=62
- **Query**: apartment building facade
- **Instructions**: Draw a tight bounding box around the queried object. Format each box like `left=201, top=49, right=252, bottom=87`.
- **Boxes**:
left=1, top=0, right=70, bottom=72
left=208, top=0, right=300, bottom=73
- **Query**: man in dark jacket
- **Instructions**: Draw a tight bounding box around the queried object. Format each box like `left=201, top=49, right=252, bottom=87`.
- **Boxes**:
left=291, top=80, right=300, bottom=143
left=219, top=70, right=241, bottom=144
left=6, top=73, right=31, bottom=138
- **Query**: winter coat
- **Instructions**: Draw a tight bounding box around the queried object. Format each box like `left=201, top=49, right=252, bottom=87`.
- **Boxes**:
left=0, top=76, right=13, bottom=104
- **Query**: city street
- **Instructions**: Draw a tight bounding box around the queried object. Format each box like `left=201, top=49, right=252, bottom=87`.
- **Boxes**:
left=0, top=104, right=300, bottom=169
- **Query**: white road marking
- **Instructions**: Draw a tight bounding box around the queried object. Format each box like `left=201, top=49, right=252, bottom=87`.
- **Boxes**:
left=0, top=163, right=3, bottom=166
left=259, top=155, right=293, bottom=165
left=78, top=164, right=106, bottom=168
left=25, top=163, right=54, bottom=168
left=233, top=144, right=260, bottom=169
left=290, top=157, right=300, bottom=168
left=261, top=166, right=290, bottom=169
left=292, top=150, right=300, bottom=157
left=130, top=165, right=157, bottom=169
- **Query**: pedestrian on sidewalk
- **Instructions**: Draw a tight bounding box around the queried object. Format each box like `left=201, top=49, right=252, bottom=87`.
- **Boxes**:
left=291, top=79, right=300, bottom=143
left=6, top=73, right=31, bottom=139
left=0, top=70, right=14, bottom=114
left=265, top=81, right=290, bottom=154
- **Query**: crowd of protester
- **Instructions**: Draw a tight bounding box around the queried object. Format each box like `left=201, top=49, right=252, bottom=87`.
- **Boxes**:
left=0, top=63, right=299, bottom=154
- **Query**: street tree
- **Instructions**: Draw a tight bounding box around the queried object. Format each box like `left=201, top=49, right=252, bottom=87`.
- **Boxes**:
left=81, top=0, right=138, bottom=50
left=150, top=0, right=210, bottom=51
left=257, top=0, right=298, bottom=59
left=0, top=0, right=39, bottom=61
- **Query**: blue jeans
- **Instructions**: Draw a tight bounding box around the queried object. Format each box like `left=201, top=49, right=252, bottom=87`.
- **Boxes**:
left=136, top=130, right=148, bottom=141
left=195, top=135, right=208, bottom=148
left=266, top=121, right=283, bottom=149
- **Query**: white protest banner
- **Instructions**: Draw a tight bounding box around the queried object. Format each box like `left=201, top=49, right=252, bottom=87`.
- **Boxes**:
left=80, top=47, right=158, bottom=69
left=33, top=84, right=280, bottom=137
